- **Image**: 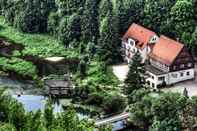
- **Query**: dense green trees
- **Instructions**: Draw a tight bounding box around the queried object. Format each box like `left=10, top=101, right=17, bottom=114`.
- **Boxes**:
left=82, top=0, right=99, bottom=44
left=0, top=0, right=55, bottom=33
left=191, top=27, right=197, bottom=56
left=170, top=0, right=196, bottom=45
left=143, top=0, right=176, bottom=34
left=1, top=0, right=197, bottom=61
left=129, top=90, right=197, bottom=130
left=0, top=89, right=112, bottom=131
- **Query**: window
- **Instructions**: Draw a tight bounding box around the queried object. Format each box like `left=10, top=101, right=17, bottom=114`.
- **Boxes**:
left=152, top=83, right=155, bottom=88
left=158, top=76, right=165, bottom=81
left=180, top=64, right=185, bottom=68
left=180, top=72, right=184, bottom=77
left=188, top=63, right=192, bottom=68
left=147, top=81, right=150, bottom=86
left=152, top=76, right=154, bottom=80
left=173, top=66, right=176, bottom=70
left=171, top=73, right=178, bottom=78
left=187, top=72, right=190, bottom=76
left=132, top=48, right=137, bottom=53
left=129, top=39, right=135, bottom=46
left=130, top=42, right=134, bottom=46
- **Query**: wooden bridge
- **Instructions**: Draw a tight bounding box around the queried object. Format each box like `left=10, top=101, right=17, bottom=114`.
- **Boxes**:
left=95, top=112, right=129, bottom=127
left=45, top=79, right=73, bottom=97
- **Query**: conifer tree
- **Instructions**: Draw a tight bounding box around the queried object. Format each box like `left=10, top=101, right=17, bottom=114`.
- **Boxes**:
left=97, top=0, right=121, bottom=64
left=82, top=0, right=99, bottom=43
left=99, top=0, right=113, bottom=20
left=124, top=51, right=145, bottom=96
left=67, top=0, right=85, bottom=14
left=114, top=0, right=127, bottom=35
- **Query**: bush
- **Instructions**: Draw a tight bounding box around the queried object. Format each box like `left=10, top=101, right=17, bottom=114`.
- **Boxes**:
left=85, top=92, right=105, bottom=106
left=0, top=57, right=38, bottom=79
left=0, top=123, right=16, bottom=131
left=102, top=93, right=127, bottom=114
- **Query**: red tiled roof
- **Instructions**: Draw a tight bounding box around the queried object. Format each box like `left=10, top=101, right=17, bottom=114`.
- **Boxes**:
left=123, top=23, right=156, bottom=50
left=149, top=35, right=184, bottom=65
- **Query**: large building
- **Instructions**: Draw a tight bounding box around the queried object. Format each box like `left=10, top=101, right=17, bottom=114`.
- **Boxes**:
left=122, top=23, right=159, bottom=63
left=122, top=23, right=195, bottom=88
left=146, top=36, right=195, bottom=88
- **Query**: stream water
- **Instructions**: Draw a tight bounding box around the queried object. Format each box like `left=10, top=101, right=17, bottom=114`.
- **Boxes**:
left=12, top=95, right=62, bottom=113
left=0, top=76, right=126, bottom=130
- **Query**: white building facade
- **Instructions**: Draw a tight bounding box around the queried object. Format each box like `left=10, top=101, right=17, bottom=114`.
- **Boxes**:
left=122, top=23, right=159, bottom=63
left=146, top=36, right=195, bottom=88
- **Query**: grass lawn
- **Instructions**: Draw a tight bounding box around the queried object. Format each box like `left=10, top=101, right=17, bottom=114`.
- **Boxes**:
left=0, top=57, right=38, bottom=79
left=0, top=16, right=79, bottom=79
left=0, top=16, right=79, bottom=58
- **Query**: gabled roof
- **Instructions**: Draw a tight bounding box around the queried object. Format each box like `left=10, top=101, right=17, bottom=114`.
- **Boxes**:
left=149, top=35, right=184, bottom=65
left=123, top=23, right=156, bottom=50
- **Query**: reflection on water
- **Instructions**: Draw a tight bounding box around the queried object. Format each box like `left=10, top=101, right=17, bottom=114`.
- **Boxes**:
left=112, top=120, right=127, bottom=131
left=12, top=95, right=126, bottom=130
left=12, top=95, right=62, bottom=113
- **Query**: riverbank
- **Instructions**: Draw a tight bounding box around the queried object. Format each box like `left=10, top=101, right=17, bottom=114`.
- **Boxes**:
left=0, top=76, right=44, bottom=95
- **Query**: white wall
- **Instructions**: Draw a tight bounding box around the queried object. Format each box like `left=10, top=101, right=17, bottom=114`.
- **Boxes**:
left=122, top=35, right=159, bottom=63
left=139, top=47, right=149, bottom=63
left=146, top=68, right=195, bottom=88
left=168, top=69, right=195, bottom=84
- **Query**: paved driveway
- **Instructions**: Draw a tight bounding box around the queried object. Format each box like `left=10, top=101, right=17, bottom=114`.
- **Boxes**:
left=162, top=80, right=197, bottom=97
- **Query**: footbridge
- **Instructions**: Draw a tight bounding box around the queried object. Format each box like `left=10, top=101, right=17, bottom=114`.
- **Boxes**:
left=95, top=112, right=129, bottom=127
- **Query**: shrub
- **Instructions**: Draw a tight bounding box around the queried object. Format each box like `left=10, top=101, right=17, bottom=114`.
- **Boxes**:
left=0, top=123, right=16, bottom=131
left=102, top=93, right=127, bottom=114
left=0, top=57, right=38, bottom=79
left=85, top=92, right=105, bottom=106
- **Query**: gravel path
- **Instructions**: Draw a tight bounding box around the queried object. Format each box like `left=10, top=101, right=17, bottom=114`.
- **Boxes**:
left=112, top=64, right=129, bottom=82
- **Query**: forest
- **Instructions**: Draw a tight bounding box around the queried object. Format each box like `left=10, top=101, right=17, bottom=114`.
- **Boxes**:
left=0, top=0, right=197, bottom=131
